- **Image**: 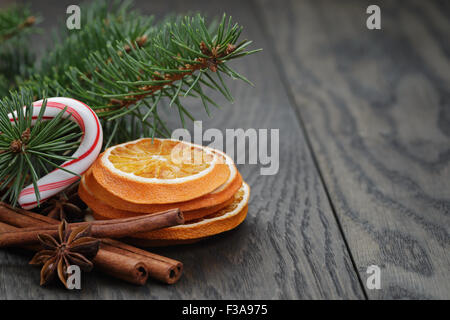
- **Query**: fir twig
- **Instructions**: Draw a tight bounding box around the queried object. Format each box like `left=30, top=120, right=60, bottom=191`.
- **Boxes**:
left=0, top=89, right=80, bottom=206
left=25, top=3, right=261, bottom=143
left=0, top=4, right=40, bottom=96
left=0, top=4, right=37, bottom=43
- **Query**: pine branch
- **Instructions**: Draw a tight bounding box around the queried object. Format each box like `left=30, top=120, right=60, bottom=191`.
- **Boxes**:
left=32, top=0, right=147, bottom=84
left=0, top=4, right=40, bottom=96
left=0, top=89, right=80, bottom=206
left=23, top=2, right=260, bottom=144
left=0, top=4, right=38, bottom=43
left=0, top=40, right=37, bottom=97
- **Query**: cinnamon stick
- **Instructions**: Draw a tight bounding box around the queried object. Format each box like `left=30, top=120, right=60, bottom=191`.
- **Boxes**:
left=0, top=209, right=184, bottom=247
left=94, top=247, right=148, bottom=285
left=101, top=239, right=183, bottom=284
left=0, top=222, right=40, bottom=251
left=0, top=204, right=57, bottom=227
left=0, top=202, right=183, bottom=284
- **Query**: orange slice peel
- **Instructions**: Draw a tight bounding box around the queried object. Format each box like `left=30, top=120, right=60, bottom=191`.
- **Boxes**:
left=92, top=183, right=250, bottom=242
left=79, top=174, right=235, bottom=222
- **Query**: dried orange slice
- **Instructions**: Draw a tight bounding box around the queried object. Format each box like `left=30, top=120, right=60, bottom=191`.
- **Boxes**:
left=79, top=174, right=235, bottom=222
left=84, top=149, right=242, bottom=212
left=92, top=138, right=230, bottom=204
left=92, top=183, right=250, bottom=242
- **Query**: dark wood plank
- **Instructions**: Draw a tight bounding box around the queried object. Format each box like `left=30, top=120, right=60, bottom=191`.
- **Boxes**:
left=0, top=0, right=365, bottom=299
left=256, top=0, right=450, bottom=299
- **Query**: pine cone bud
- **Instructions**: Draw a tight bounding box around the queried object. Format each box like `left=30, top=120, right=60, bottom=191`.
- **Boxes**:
left=24, top=16, right=36, bottom=27
left=21, top=128, right=31, bottom=143
left=211, top=46, right=219, bottom=57
left=123, top=44, right=131, bottom=53
left=226, top=43, right=236, bottom=55
left=110, top=99, right=123, bottom=106
left=136, top=35, right=148, bottom=47
left=152, top=71, right=162, bottom=80
left=200, top=41, right=210, bottom=55
left=206, top=59, right=218, bottom=72
left=10, top=140, right=22, bottom=153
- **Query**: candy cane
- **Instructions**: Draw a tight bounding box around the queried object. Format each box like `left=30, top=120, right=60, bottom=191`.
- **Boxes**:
left=8, top=97, right=103, bottom=210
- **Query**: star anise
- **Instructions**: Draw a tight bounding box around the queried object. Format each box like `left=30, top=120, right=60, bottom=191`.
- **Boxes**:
left=40, top=183, right=87, bottom=222
left=29, top=220, right=100, bottom=288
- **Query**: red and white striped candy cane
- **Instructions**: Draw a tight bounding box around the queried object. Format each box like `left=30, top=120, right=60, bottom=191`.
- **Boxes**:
left=9, top=97, right=103, bottom=210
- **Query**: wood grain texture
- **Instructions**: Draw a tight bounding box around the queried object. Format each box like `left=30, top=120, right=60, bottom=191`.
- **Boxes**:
left=257, top=0, right=450, bottom=299
left=0, top=0, right=364, bottom=299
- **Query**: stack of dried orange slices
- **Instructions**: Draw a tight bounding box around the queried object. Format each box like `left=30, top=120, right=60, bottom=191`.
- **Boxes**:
left=79, top=138, right=250, bottom=246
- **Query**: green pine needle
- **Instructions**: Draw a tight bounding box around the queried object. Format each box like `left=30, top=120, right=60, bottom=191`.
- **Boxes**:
left=0, top=89, right=80, bottom=206
left=0, top=4, right=40, bottom=97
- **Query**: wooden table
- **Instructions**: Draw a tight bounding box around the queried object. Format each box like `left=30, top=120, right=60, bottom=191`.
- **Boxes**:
left=0, top=0, right=448, bottom=299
